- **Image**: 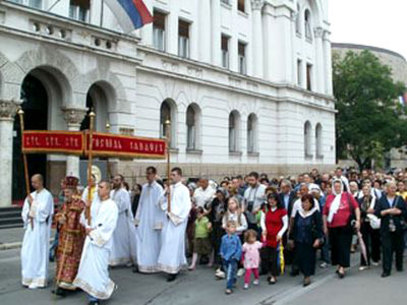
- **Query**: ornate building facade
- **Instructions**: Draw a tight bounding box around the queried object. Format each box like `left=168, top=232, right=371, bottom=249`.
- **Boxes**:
left=0, top=0, right=335, bottom=206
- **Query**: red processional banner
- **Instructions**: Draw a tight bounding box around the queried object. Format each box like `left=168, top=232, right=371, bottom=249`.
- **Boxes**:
left=22, top=130, right=167, bottom=159
left=22, top=130, right=84, bottom=155
left=84, top=132, right=167, bottom=159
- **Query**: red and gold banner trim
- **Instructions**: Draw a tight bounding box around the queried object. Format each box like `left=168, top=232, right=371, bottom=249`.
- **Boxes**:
left=22, top=130, right=84, bottom=155
left=84, top=132, right=166, bottom=159
left=22, top=130, right=167, bottom=159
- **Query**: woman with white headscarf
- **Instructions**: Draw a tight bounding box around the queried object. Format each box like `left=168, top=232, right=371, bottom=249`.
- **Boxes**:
left=323, top=180, right=361, bottom=278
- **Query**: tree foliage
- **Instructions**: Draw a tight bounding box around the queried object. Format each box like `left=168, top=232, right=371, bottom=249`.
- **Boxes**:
left=333, top=50, right=407, bottom=169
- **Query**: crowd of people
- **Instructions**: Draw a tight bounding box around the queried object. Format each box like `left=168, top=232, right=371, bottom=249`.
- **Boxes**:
left=19, top=166, right=407, bottom=304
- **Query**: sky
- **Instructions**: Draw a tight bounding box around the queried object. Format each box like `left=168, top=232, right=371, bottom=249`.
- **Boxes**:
left=329, top=0, right=407, bottom=60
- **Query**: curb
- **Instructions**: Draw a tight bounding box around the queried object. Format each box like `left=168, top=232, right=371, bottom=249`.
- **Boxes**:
left=0, top=242, right=22, bottom=251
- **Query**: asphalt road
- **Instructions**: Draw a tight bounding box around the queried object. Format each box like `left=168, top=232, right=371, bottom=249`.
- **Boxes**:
left=0, top=247, right=405, bottom=305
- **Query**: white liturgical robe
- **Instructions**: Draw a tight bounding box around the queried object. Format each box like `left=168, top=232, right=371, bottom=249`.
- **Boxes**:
left=157, top=182, right=191, bottom=274
left=74, top=198, right=118, bottom=300
left=135, top=181, right=166, bottom=273
left=109, top=188, right=137, bottom=266
left=21, top=188, right=54, bottom=288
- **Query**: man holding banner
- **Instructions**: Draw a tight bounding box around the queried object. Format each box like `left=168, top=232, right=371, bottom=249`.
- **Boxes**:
left=157, top=167, right=192, bottom=281
left=21, top=174, right=54, bottom=289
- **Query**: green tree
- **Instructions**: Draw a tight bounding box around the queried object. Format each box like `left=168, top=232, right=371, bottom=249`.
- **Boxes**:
left=333, top=50, right=407, bottom=170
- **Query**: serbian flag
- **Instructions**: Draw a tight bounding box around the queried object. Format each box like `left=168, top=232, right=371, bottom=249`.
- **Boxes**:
left=105, top=0, right=153, bottom=32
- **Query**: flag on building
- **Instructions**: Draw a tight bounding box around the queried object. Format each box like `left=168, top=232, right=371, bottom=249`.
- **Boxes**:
left=105, top=0, right=153, bottom=32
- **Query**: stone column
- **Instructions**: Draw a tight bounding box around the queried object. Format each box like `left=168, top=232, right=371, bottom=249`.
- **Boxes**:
left=314, top=27, right=325, bottom=94
left=251, top=0, right=264, bottom=78
left=211, top=0, right=221, bottom=66
left=63, top=108, right=87, bottom=178
left=0, top=99, right=18, bottom=207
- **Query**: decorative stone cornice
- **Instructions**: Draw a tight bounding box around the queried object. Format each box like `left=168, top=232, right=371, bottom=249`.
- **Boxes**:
left=251, top=0, right=265, bottom=11
left=62, top=108, right=87, bottom=126
left=0, top=99, right=20, bottom=121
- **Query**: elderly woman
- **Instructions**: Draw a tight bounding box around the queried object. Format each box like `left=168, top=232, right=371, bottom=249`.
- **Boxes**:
left=357, top=184, right=381, bottom=270
left=375, top=181, right=407, bottom=277
left=289, top=194, right=324, bottom=287
left=323, top=180, right=361, bottom=278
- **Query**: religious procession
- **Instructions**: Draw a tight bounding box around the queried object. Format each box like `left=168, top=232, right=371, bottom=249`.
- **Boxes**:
left=20, top=166, right=407, bottom=304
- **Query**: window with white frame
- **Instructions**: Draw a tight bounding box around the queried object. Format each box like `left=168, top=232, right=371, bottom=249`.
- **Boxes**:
left=304, top=121, right=312, bottom=158
left=304, top=9, right=312, bottom=40
left=238, top=0, right=245, bottom=13
left=229, top=111, right=240, bottom=152
left=69, top=0, right=90, bottom=22
left=160, top=100, right=176, bottom=148
left=186, top=105, right=197, bottom=150
left=153, top=11, right=166, bottom=51
left=306, top=63, right=313, bottom=91
left=297, top=59, right=303, bottom=86
left=247, top=113, right=257, bottom=153
left=178, top=20, right=190, bottom=58
left=238, top=42, right=247, bottom=75
left=315, top=123, right=323, bottom=158
left=295, top=4, right=301, bottom=35
left=221, top=35, right=230, bottom=69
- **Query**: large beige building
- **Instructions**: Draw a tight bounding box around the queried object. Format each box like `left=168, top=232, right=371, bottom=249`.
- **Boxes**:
left=0, top=0, right=336, bottom=207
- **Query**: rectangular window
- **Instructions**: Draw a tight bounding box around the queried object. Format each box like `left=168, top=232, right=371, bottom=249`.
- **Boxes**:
left=297, top=59, right=302, bottom=86
left=306, top=63, right=312, bottom=91
left=29, top=0, right=42, bottom=9
left=153, top=11, right=166, bottom=51
left=238, top=0, right=245, bottom=13
left=238, top=42, right=247, bottom=75
left=178, top=20, right=190, bottom=58
left=221, top=35, right=230, bottom=69
left=69, top=0, right=90, bottom=22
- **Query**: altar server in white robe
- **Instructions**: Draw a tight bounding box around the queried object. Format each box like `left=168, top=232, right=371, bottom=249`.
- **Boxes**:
left=74, top=180, right=118, bottom=305
left=109, top=174, right=137, bottom=266
left=134, top=166, right=166, bottom=273
left=157, top=167, right=192, bottom=281
left=21, top=174, right=54, bottom=289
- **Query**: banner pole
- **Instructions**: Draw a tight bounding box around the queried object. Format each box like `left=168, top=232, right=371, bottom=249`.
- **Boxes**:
left=105, top=120, right=112, bottom=179
left=17, top=107, right=33, bottom=230
left=165, top=120, right=171, bottom=213
left=86, top=110, right=96, bottom=226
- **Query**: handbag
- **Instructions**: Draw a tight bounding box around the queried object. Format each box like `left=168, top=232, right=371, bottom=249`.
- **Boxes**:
left=367, top=214, right=381, bottom=230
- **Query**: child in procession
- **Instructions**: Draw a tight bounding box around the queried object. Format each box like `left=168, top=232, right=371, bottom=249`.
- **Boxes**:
left=189, top=206, right=212, bottom=270
left=242, top=229, right=263, bottom=289
left=220, top=221, right=242, bottom=295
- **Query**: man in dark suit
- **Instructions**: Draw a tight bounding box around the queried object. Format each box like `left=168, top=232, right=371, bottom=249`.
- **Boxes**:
left=375, top=181, right=407, bottom=277
left=279, top=180, right=297, bottom=267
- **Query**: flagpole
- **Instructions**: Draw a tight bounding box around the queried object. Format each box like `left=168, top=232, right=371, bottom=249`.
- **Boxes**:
left=86, top=110, right=96, bottom=226
left=17, top=107, right=33, bottom=230
left=165, top=120, right=171, bottom=213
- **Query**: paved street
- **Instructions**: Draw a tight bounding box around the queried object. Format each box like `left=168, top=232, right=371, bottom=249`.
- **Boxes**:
left=0, top=243, right=406, bottom=305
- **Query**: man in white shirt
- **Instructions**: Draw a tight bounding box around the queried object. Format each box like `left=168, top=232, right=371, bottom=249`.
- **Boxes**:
left=21, top=174, right=54, bottom=289
left=193, top=178, right=216, bottom=210
left=157, top=167, right=192, bottom=281
left=333, top=167, right=350, bottom=192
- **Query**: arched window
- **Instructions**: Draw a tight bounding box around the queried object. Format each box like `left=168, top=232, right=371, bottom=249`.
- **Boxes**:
left=304, top=121, right=312, bottom=158
left=186, top=104, right=201, bottom=150
left=160, top=99, right=176, bottom=148
left=295, top=4, right=301, bottom=35
left=304, top=9, right=312, bottom=40
left=315, top=123, right=323, bottom=158
left=229, top=110, right=240, bottom=152
left=247, top=113, right=257, bottom=153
